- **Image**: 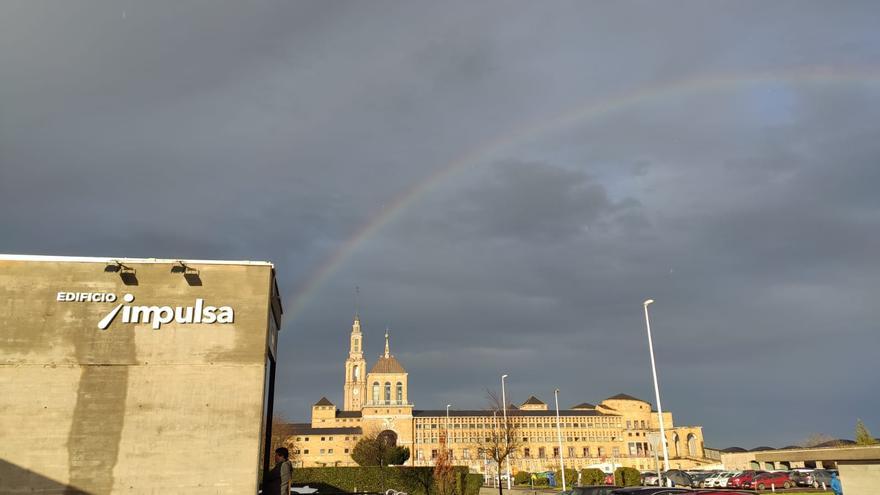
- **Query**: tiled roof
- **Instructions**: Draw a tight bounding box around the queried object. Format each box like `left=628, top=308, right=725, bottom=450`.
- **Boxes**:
left=721, top=447, right=748, bottom=453
left=336, top=411, right=362, bottom=418
left=571, top=402, right=596, bottom=409
left=289, top=423, right=362, bottom=435
left=314, top=397, right=334, bottom=406
left=370, top=356, right=406, bottom=374
left=412, top=409, right=606, bottom=418
left=605, top=393, right=647, bottom=402
left=522, top=396, right=545, bottom=405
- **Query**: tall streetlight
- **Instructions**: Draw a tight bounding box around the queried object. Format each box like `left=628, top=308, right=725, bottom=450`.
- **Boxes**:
left=553, top=388, right=567, bottom=491
left=446, top=404, right=452, bottom=456
left=501, top=374, right=511, bottom=490
left=643, top=299, right=670, bottom=483
left=492, top=410, right=498, bottom=488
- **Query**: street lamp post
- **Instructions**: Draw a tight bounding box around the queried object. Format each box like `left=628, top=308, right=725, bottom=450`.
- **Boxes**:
left=643, top=299, right=670, bottom=485
left=554, top=389, right=567, bottom=491
left=446, top=404, right=452, bottom=457
left=501, top=374, right=511, bottom=490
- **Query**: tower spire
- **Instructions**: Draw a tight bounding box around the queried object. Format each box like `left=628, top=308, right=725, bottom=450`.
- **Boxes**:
left=384, top=327, right=390, bottom=358
left=354, top=286, right=360, bottom=320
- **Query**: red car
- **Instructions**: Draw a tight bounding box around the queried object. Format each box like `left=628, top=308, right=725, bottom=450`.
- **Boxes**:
left=727, top=470, right=764, bottom=488
left=743, top=471, right=794, bottom=490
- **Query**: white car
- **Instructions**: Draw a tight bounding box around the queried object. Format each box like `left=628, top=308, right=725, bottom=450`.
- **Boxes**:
left=714, top=471, right=741, bottom=487
left=702, top=472, right=726, bottom=487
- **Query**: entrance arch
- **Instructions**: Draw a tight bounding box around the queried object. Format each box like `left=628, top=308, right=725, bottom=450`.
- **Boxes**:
left=378, top=429, right=398, bottom=447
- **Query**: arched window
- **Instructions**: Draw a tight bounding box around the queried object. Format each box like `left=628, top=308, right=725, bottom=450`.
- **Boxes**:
left=353, top=338, right=359, bottom=352
left=372, top=382, right=379, bottom=403
left=687, top=433, right=697, bottom=457
left=352, top=365, right=359, bottom=381
left=673, top=433, right=680, bottom=458
left=384, top=382, right=391, bottom=403
left=396, top=382, right=403, bottom=404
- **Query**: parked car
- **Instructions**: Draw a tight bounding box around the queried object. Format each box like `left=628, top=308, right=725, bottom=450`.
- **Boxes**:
left=744, top=471, right=794, bottom=490
left=807, top=469, right=837, bottom=488
left=609, top=488, right=692, bottom=495
left=704, top=471, right=734, bottom=487
left=714, top=471, right=740, bottom=487
left=726, top=470, right=764, bottom=488
left=661, top=470, right=692, bottom=487
left=693, top=491, right=760, bottom=495
left=787, top=469, right=813, bottom=487
left=570, top=485, right=622, bottom=495
left=641, top=473, right=660, bottom=486
left=687, top=471, right=717, bottom=488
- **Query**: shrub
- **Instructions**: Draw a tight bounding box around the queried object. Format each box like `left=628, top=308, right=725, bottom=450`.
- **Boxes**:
left=614, top=467, right=641, bottom=487
left=554, top=468, right=577, bottom=488
left=351, top=437, right=411, bottom=466
left=514, top=471, right=531, bottom=485
left=463, top=473, right=483, bottom=495
left=579, top=468, right=606, bottom=486
left=291, top=466, right=473, bottom=495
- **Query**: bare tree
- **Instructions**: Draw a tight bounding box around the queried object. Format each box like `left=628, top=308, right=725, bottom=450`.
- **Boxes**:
left=801, top=433, right=837, bottom=448
left=271, top=414, right=299, bottom=464
left=434, top=432, right=456, bottom=495
left=473, top=389, right=520, bottom=495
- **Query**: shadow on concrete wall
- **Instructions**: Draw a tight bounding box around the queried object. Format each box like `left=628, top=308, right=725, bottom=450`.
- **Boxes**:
left=0, top=458, right=91, bottom=494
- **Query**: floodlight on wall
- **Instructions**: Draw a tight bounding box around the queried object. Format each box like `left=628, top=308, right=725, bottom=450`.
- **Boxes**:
left=106, top=261, right=138, bottom=285
left=172, top=261, right=202, bottom=286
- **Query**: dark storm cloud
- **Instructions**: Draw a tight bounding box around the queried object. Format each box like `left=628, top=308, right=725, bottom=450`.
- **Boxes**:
left=2, top=1, right=880, bottom=447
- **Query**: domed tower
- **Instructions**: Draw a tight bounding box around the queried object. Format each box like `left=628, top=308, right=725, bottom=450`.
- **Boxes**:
left=365, top=330, right=408, bottom=406
left=361, top=329, right=414, bottom=460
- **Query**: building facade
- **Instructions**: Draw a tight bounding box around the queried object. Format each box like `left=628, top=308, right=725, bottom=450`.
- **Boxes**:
left=290, top=317, right=713, bottom=473
left=0, top=254, right=283, bottom=494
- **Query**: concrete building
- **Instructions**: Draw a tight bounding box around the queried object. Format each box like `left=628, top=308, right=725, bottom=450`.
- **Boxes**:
left=719, top=444, right=880, bottom=495
left=0, top=254, right=283, bottom=494
left=289, top=316, right=713, bottom=472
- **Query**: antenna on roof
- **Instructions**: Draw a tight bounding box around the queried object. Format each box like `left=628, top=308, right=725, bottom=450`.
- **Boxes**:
left=354, top=286, right=360, bottom=319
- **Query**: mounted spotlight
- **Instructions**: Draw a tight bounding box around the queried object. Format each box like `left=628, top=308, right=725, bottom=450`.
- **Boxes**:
left=172, top=261, right=202, bottom=286
left=106, top=261, right=138, bottom=285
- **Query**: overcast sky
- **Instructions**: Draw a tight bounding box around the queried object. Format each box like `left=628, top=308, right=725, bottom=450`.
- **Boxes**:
left=2, top=1, right=879, bottom=448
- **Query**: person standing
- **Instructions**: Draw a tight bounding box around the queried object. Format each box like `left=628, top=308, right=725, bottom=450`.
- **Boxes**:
left=278, top=447, right=293, bottom=495
left=830, top=472, right=842, bottom=495
left=263, top=448, right=293, bottom=495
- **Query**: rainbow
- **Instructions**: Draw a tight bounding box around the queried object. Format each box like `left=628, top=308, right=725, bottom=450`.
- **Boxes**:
left=286, top=65, right=880, bottom=319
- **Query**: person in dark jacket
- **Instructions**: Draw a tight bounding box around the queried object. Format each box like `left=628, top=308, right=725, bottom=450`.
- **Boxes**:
left=262, top=448, right=292, bottom=495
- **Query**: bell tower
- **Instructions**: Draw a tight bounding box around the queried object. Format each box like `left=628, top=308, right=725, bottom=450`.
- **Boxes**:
left=343, top=315, right=367, bottom=411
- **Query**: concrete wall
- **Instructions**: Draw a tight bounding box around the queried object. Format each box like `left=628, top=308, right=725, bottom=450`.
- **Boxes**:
left=838, top=461, right=880, bottom=495
left=0, top=257, right=279, bottom=494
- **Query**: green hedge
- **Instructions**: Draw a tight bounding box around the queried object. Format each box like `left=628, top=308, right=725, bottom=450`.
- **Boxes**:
left=291, top=466, right=480, bottom=495
left=579, top=468, right=605, bottom=486
left=554, top=468, right=577, bottom=487
left=514, top=471, right=531, bottom=485
left=613, top=467, right=640, bottom=487
left=463, top=474, right=482, bottom=495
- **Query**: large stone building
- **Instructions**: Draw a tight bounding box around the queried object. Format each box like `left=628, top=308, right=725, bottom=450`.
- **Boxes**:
left=290, top=316, right=713, bottom=473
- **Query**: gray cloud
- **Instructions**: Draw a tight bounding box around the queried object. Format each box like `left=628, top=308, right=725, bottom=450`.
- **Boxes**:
left=2, top=0, right=879, bottom=448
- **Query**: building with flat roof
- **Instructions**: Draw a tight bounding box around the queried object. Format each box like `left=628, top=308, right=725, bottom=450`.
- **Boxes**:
left=0, top=254, right=283, bottom=494
left=288, top=316, right=713, bottom=473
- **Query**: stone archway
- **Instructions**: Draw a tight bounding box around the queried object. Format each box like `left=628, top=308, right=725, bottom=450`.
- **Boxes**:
left=687, top=433, right=697, bottom=457
left=378, top=429, right=398, bottom=447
